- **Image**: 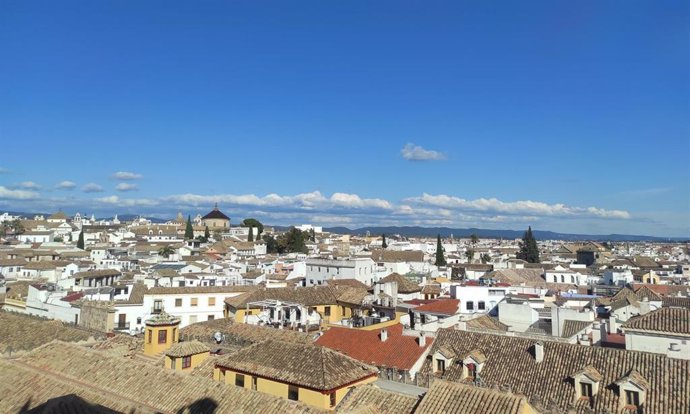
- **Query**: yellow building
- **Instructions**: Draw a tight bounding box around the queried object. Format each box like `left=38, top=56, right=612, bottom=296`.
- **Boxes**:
left=224, top=285, right=369, bottom=328
left=164, top=340, right=210, bottom=371
left=201, top=204, right=230, bottom=229
left=213, top=339, right=378, bottom=410
left=143, top=311, right=180, bottom=356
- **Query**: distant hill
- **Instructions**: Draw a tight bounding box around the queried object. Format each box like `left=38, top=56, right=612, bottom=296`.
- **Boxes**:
left=319, top=226, right=687, bottom=242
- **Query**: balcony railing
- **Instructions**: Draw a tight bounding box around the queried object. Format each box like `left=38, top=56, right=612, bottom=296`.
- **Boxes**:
left=114, top=322, right=130, bottom=331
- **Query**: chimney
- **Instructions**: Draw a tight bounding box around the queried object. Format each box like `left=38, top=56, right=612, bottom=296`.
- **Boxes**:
left=418, top=332, right=426, bottom=347
left=534, top=341, right=544, bottom=363
left=380, top=328, right=388, bottom=342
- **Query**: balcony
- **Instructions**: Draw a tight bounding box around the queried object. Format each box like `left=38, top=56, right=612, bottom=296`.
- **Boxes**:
left=114, top=322, right=130, bottom=331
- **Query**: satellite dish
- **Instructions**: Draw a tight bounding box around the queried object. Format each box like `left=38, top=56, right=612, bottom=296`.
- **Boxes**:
left=213, top=331, right=223, bottom=344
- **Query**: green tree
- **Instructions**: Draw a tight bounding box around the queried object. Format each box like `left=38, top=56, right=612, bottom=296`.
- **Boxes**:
left=465, top=249, right=475, bottom=263
left=381, top=234, right=387, bottom=249
left=480, top=253, right=491, bottom=264
left=204, top=225, right=210, bottom=241
left=310, top=228, right=316, bottom=242
left=77, top=231, right=85, bottom=249
left=516, top=226, right=540, bottom=263
left=53, top=236, right=64, bottom=242
left=263, top=234, right=279, bottom=254
left=158, top=245, right=175, bottom=258
left=435, top=234, right=447, bottom=266
left=470, top=233, right=479, bottom=245
left=248, top=227, right=254, bottom=242
left=241, top=218, right=264, bottom=238
left=184, top=215, right=194, bottom=240
left=10, top=219, right=24, bottom=235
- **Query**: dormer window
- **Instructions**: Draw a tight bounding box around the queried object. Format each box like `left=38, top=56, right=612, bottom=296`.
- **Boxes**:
left=432, top=346, right=455, bottom=375
left=436, top=359, right=446, bottom=373
left=615, top=369, right=647, bottom=410
left=462, top=349, right=486, bottom=381
left=572, top=365, right=603, bottom=401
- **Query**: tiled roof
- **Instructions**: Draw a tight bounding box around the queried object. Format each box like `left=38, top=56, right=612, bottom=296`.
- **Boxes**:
left=0, top=258, right=28, bottom=266
left=145, top=310, right=180, bottom=326
left=421, top=328, right=690, bottom=413
left=623, top=307, right=690, bottom=335
left=180, top=319, right=312, bottom=345
left=632, top=283, right=690, bottom=298
left=413, top=299, right=460, bottom=316
left=164, top=340, right=210, bottom=357
left=415, top=379, right=531, bottom=414
left=483, top=268, right=545, bottom=287
left=22, top=261, right=58, bottom=270
left=0, top=341, right=323, bottom=414
left=370, top=249, right=425, bottom=263
left=147, top=285, right=257, bottom=295
left=0, top=312, right=97, bottom=351
left=202, top=207, right=230, bottom=220
left=662, top=296, right=690, bottom=308
left=215, top=340, right=378, bottom=391
left=561, top=319, right=592, bottom=338
left=379, top=273, right=421, bottom=294
left=420, top=284, right=441, bottom=295
left=316, top=324, right=432, bottom=371
left=465, top=315, right=509, bottom=332
left=336, top=384, right=419, bottom=414
left=72, top=269, right=121, bottom=279
left=328, top=279, right=369, bottom=290
left=224, top=285, right=367, bottom=309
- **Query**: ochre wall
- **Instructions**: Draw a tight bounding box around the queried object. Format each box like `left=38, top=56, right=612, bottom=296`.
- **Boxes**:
left=165, top=352, right=208, bottom=371
left=143, top=324, right=179, bottom=356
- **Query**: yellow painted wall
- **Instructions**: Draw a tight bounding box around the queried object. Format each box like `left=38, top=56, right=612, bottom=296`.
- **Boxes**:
left=165, top=352, right=208, bottom=371
left=213, top=367, right=376, bottom=410
left=143, top=324, right=179, bottom=356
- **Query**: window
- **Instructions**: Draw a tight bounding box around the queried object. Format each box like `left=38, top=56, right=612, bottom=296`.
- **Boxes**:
left=288, top=385, right=299, bottom=401
left=171, top=357, right=177, bottom=370
left=324, top=306, right=331, bottom=317
left=136, top=317, right=142, bottom=325
left=208, top=315, right=215, bottom=321
left=436, top=359, right=446, bottom=373
left=208, top=297, right=216, bottom=306
left=625, top=390, right=640, bottom=407
left=466, top=363, right=476, bottom=379
left=580, top=382, right=593, bottom=398
left=178, top=281, right=185, bottom=287
left=466, top=301, right=474, bottom=311
left=561, top=275, right=565, bottom=283
left=478, top=301, right=485, bottom=311
left=158, top=329, right=167, bottom=344
left=191, top=297, right=198, bottom=307
left=182, top=356, right=191, bottom=369
left=330, top=392, right=337, bottom=407
left=235, top=374, right=245, bottom=387
left=153, top=300, right=163, bottom=313
left=147, top=329, right=152, bottom=344
left=252, top=376, right=258, bottom=391
left=175, top=298, right=182, bottom=307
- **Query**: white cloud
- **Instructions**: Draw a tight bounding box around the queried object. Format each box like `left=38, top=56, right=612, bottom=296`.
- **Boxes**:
left=162, top=191, right=393, bottom=211
left=82, top=183, right=104, bottom=193
left=112, top=171, right=143, bottom=180
left=95, top=195, right=158, bottom=207
left=116, top=183, right=139, bottom=192
left=14, top=181, right=42, bottom=190
left=0, top=186, right=39, bottom=200
left=56, top=180, right=77, bottom=190
left=401, top=143, right=446, bottom=161
left=405, top=193, right=631, bottom=219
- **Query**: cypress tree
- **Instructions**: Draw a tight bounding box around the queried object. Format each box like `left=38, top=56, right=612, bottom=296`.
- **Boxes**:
left=204, top=225, right=210, bottom=240
left=435, top=234, right=447, bottom=266
left=248, top=227, right=254, bottom=242
left=517, top=226, right=540, bottom=263
left=77, top=230, right=85, bottom=249
left=184, top=215, right=194, bottom=240
left=382, top=234, right=387, bottom=249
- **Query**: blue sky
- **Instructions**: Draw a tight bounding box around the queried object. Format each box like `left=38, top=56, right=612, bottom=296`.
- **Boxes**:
left=1, top=1, right=688, bottom=236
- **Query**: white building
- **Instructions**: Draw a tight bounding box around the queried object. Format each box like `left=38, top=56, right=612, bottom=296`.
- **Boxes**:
left=603, top=269, right=634, bottom=286
left=305, top=257, right=377, bottom=286
left=450, top=285, right=509, bottom=315
left=622, top=307, right=690, bottom=359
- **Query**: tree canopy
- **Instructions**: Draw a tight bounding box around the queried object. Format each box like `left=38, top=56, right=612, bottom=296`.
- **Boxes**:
left=381, top=234, right=387, bottom=249
left=77, top=231, right=85, bottom=249
left=516, top=226, right=540, bottom=263
left=435, top=234, right=447, bottom=266
left=263, top=227, right=309, bottom=254
left=184, top=215, right=194, bottom=239
left=241, top=218, right=264, bottom=236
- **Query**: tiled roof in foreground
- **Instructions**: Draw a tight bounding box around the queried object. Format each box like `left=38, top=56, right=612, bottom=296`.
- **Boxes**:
left=422, top=328, right=690, bottom=413
left=216, top=339, right=379, bottom=391
left=336, top=384, right=419, bottom=414
left=0, top=341, right=323, bottom=414
left=623, top=307, right=690, bottom=335
left=415, top=379, right=531, bottom=414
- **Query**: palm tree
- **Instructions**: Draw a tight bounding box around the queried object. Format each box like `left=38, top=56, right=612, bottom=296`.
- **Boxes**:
left=158, top=245, right=175, bottom=258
